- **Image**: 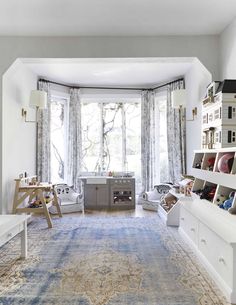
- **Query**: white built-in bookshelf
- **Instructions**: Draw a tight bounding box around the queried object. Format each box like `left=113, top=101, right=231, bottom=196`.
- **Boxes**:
left=179, top=148, right=236, bottom=303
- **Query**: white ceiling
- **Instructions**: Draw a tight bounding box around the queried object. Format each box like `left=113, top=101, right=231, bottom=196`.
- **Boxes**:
left=1, top=0, right=236, bottom=36
left=24, top=58, right=194, bottom=88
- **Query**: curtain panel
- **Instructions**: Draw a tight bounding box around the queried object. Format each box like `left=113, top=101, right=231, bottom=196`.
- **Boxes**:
left=67, top=88, right=82, bottom=191
left=166, top=80, right=186, bottom=183
left=141, top=79, right=186, bottom=192
left=141, top=90, right=156, bottom=192
left=37, top=80, right=51, bottom=182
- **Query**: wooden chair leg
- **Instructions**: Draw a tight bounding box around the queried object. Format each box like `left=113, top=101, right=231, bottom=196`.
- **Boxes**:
left=28, top=191, right=36, bottom=204
left=38, top=190, right=52, bottom=228
left=53, top=189, right=62, bottom=218
left=12, top=179, right=20, bottom=214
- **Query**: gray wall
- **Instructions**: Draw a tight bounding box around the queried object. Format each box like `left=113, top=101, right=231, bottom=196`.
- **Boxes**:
left=220, top=17, right=236, bottom=79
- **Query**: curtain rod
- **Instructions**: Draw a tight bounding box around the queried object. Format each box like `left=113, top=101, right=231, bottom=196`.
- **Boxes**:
left=39, top=79, right=145, bottom=90
left=152, top=77, right=184, bottom=90
left=39, top=77, right=184, bottom=91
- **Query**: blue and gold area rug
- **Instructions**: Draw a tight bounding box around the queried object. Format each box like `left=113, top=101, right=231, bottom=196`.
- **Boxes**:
left=0, top=216, right=229, bottom=305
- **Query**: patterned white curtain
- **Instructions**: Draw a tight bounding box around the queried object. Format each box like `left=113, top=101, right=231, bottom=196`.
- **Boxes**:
left=166, top=80, right=186, bottom=183
left=37, top=80, right=51, bottom=182
left=141, top=80, right=186, bottom=191
left=67, top=88, right=82, bottom=191
left=141, top=90, right=156, bottom=192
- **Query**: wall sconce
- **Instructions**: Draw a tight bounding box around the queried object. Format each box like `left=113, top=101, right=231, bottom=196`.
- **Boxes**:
left=171, top=89, right=197, bottom=121
left=22, top=90, right=47, bottom=123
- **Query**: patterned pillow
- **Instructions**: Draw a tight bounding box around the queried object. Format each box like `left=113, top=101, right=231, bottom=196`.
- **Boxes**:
left=153, top=184, right=172, bottom=195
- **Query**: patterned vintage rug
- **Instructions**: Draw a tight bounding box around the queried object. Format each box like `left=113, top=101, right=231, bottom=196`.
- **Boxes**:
left=0, top=215, right=229, bottom=305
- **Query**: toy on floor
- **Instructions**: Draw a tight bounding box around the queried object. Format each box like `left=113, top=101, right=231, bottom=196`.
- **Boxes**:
left=28, top=200, right=42, bottom=208
left=28, top=195, right=52, bottom=208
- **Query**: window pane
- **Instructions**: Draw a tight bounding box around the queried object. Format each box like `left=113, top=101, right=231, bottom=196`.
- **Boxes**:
left=125, top=102, right=141, bottom=192
left=50, top=99, right=67, bottom=183
left=81, top=102, right=100, bottom=172
left=80, top=100, right=142, bottom=192
left=50, top=96, right=142, bottom=195
left=158, top=99, right=169, bottom=182
left=102, top=103, right=122, bottom=171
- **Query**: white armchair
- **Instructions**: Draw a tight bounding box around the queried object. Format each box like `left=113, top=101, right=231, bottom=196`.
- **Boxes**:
left=138, top=184, right=172, bottom=211
left=50, top=184, right=84, bottom=214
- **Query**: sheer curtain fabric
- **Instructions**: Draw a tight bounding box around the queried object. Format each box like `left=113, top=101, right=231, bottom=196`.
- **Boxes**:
left=37, top=80, right=51, bottom=182
left=141, top=90, right=156, bottom=192
left=166, top=80, right=186, bottom=183
left=141, top=80, right=186, bottom=192
left=67, top=88, right=82, bottom=191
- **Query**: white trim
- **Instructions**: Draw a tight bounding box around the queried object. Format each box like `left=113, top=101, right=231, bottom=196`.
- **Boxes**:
left=50, top=89, right=70, bottom=100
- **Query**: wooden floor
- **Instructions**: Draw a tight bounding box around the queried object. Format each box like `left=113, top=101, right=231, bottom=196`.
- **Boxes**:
left=62, top=204, right=157, bottom=218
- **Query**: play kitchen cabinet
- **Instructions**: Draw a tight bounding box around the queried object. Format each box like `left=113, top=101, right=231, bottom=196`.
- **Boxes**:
left=81, top=177, right=135, bottom=210
left=84, top=184, right=109, bottom=209
left=110, top=178, right=135, bottom=209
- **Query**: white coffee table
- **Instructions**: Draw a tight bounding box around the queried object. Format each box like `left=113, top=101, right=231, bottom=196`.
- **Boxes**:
left=0, top=215, right=30, bottom=259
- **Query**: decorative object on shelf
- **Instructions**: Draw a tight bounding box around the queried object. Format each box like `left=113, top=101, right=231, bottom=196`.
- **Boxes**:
left=206, top=81, right=221, bottom=100
left=22, top=90, right=47, bottom=123
left=184, top=181, right=194, bottom=196
left=229, top=198, right=236, bottom=214
left=178, top=178, right=193, bottom=194
left=217, top=153, right=234, bottom=173
left=203, top=127, right=215, bottom=149
left=202, top=79, right=236, bottom=149
left=214, top=194, right=227, bottom=205
left=194, top=162, right=202, bottom=169
left=219, top=191, right=235, bottom=210
left=199, top=185, right=216, bottom=201
left=192, top=148, right=236, bottom=214
left=171, top=89, right=197, bottom=121
left=206, top=157, right=215, bottom=171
